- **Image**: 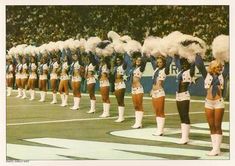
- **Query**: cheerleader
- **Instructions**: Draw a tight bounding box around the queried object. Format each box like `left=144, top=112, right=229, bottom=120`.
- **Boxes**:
left=15, top=56, right=23, bottom=98
left=49, top=53, right=60, bottom=104
left=99, top=56, right=111, bottom=117
left=70, top=51, right=84, bottom=110
left=38, top=56, right=49, bottom=102
left=27, top=55, right=37, bottom=100
left=131, top=52, right=147, bottom=128
left=6, top=56, right=14, bottom=96
left=58, top=53, right=70, bottom=107
left=21, top=56, right=29, bottom=99
left=174, top=55, right=195, bottom=144
left=113, top=54, right=129, bottom=122
left=86, top=52, right=98, bottom=113
left=150, top=55, right=172, bottom=136
left=195, top=35, right=229, bottom=156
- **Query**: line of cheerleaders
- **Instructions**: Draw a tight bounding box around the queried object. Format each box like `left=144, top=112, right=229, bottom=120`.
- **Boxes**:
left=6, top=32, right=229, bottom=156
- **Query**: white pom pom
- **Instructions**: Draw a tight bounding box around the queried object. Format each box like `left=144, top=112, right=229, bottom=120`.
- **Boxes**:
left=124, top=40, right=142, bottom=56
left=95, top=41, right=114, bottom=57
left=56, top=41, right=64, bottom=51
left=79, top=38, right=86, bottom=51
left=34, top=47, right=40, bottom=55
left=160, top=31, right=184, bottom=57
left=8, top=47, right=16, bottom=56
left=85, top=37, right=102, bottom=53
left=120, top=35, right=132, bottom=42
left=74, top=39, right=80, bottom=49
left=178, top=34, right=207, bottom=62
left=107, top=31, right=120, bottom=41
left=212, top=35, right=229, bottom=62
left=142, top=36, right=162, bottom=57
left=39, top=44, right=48, bottom=55
left=15, top=44, right=28, bottom=55
left=112, top=40, right=125, bottom=54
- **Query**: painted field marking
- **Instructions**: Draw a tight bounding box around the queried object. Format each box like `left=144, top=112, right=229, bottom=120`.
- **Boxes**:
left=7, top=137, right=229, bottom=160
left=110, top=125, right=229, bottom=149
left=7, top=110, right=229, bottom=126
left=9, top=90, right=229, bottom=104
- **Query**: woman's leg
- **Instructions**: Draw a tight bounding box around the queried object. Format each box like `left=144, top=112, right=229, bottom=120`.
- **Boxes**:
left=152, top=97, right=165, bottom=136
left=87, top=83, right=96, bottom=113
left=50, top=79, right=57, bottom=104
left=16, top=78, right=22, bottom=97
left=28, top=79, right=32, bottom=100
left=114, top=89, right=125, bottom=122
left=212, top=108, right=224, bottom=155
left=131, top=93, right=144, bottom=128
left=176, top=100, right=190, bottom=144
left=21, top=78, right=28, bottom=99
left=61, top=80, right=68, bottom=106
left=39, top=80, right=47, bottom=102
left=30, top=79, right=36, bottom=100
left=7, top=78, right=13, bottom=96
left=100, top=86, right=110, bottom=117
left=58, top=80, right=65, bottom=106
left=70, top=81, right=81, bottom=110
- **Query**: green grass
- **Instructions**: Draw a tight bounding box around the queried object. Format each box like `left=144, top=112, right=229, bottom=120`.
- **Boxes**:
left=6, top=91, right=229, bottom=160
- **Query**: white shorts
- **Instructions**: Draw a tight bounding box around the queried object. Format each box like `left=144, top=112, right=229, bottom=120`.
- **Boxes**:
left=50, top=73, right=58, bottom=80
left=29, top=73, right=37, bottom=79
left=87, top=77, right=96, bottom=85
left=151, top=89, right=165, bottom=98
left=60, top=75, right=69, bottom=80
left=6, top=73, right=13, bottom=79
left=21, top=73, right=28, bottom=79
left=205, top=98, right=225, bottom=109
left=39, top=75, right=47, bottom=80
left=100, top=80, right=110, bottom=87
left=15, top=73, right=21, bottom=79
left=132, top=86, right=144, bottom=94
left=176, top=91, right=190, bottom=101
left=115, top=82, right=126, bottom=90
left=72, top=76, right=82, bottom=82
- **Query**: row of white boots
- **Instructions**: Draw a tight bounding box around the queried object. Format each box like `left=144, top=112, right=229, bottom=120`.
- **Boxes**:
left=8, top=88, right=223, bottom=156
left=131, top=114, right=223, bottom=156
left=10, top=88, right=126, bottom=122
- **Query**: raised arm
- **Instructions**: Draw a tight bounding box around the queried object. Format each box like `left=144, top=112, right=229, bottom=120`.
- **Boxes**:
left=174, top=55, right=181, bottom=72
left=165, top=55, right=173, bottom=75
left=140, top=55, right=147, bottom=72
left=195, top=54, right=207, bottom=78
left=123, top=52, right=132, bottom=70
left=222, top=62, right=229, bottom=78
left=150, top=55, right=157, bottom=70
left=89, top=52, right=97, bottom=66
left=190, top=62, right=195, bottom=77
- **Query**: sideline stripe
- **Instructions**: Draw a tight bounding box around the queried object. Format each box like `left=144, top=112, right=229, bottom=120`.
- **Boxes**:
left=9, top=89, right=229, bottom=104
left=7, top=110, right=228, bottom=126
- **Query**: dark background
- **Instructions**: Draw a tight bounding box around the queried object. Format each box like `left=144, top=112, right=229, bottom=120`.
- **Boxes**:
left=6, top=5, right=229, bottom=60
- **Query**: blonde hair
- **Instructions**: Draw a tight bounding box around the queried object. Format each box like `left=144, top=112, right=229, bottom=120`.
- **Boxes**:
left=207, top=60, right=223, bottom=74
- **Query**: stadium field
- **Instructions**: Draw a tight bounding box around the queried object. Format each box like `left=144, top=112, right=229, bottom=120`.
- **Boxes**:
left=6, top=91, right=229, bottom=160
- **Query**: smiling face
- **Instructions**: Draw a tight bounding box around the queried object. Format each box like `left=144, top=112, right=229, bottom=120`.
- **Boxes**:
left=72, top=54, right=78, bottom=61
left=135, top=57, right=141, bottom=66
left=156, top=57, right=166, bottom=69
left=22, top=57, right=26, bottom=64
left=116, top=57, right=122, bottom=66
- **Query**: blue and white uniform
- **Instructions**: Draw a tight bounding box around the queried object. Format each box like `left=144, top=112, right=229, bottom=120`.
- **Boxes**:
left=50, top=61, right=59, bottom=80
left=99, top=64, right=110, bottom=87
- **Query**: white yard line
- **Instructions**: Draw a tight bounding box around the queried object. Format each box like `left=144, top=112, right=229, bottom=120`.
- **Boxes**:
left=10, top=89, right=229, bottom=104
left=7, top=110, right=229, bottom=126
